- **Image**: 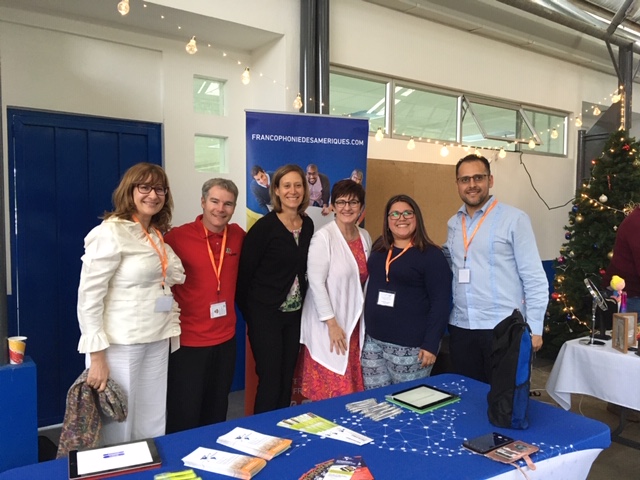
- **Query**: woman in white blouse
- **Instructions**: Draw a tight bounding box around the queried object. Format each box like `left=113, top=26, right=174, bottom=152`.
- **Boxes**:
left=300, top=180, right=371, bottom=400
left=77, top=162, right=185, bottom=444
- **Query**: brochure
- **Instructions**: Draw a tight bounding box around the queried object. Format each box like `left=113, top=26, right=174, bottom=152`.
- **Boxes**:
left=181, top=447, right=266, bottom=480
left=298, top=456, right=374, bottom=480
left=278, top=413, right=372, bottom=446
left=217, top=427, right=292, bottom=460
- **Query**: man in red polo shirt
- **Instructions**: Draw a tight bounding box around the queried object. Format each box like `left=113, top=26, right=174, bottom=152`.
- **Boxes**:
left=165, top=178, right=245, bottom=433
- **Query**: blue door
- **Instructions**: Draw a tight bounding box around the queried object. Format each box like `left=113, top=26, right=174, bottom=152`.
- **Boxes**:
left=7, top=108, right=162, bottom=426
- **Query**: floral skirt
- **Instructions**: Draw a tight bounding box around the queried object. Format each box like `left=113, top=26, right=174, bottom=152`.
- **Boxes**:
left=300, top=323, right=364, bottom=401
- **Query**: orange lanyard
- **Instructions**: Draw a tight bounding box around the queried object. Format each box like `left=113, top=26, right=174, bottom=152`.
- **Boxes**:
left=461, top=200, right=497, bottom=265
left=132, top=215, right=168, bottom=287
left=385, top=243, right=412, bottom=283
left=204, top=224, right=227, bottom=294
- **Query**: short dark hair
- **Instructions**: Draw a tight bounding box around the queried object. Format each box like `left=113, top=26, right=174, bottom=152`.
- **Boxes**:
left=250, top=165, right=265, bottom=177
left=270, top=164, right=310, bottom=215
left=331, top=179, right=365, bottom=206
left=372, top=194, right=438, bottom=253
left=455, top=154, right=491, bottom=177
left=202, top=178, right=238, bottom=203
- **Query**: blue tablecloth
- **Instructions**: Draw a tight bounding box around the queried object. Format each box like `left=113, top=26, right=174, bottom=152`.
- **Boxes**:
left=1, top=374, right=610, bottom=480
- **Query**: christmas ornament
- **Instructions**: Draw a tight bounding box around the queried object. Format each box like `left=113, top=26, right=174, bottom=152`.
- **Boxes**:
left=599, top=194, right=608, bottom=203
left=565, top=232, right=572, bottom=240
left=633, top=159, right=640, bottom=167
left=557, top=256, right=566, bottom=264
left=575, top=214, right=584, bottom=223
left=593, top=243, right=598, bottom=249
left=572, top=205, right=579, bottom=213
left=544, top=325, right=551, bottom=334
left=608, top=251, right=614, bottom=259
left=614, top=225, right=618, bottom=231
left=566, top=314, right=572, bottom=320
left=623, top=144, right=631, bottom=151
left=551, top=292, right=560, bottom=300
left=599, top=269, right=606, bottom=275
left=569, top=251, right=575, bottom=257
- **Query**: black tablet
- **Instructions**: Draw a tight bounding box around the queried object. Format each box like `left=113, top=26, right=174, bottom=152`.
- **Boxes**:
left=388, top=384, right=460, bottom=412
left=68, top=438, right=161, bottom=480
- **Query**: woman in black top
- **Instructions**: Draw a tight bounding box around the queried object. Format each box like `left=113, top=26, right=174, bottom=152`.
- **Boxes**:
left=237, top=164, right=314, bottom=413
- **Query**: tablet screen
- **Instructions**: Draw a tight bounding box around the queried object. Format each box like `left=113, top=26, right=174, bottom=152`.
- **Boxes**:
left=69, top=439, right=161, bottom=479
left=390, top=384, right=458, bottom=411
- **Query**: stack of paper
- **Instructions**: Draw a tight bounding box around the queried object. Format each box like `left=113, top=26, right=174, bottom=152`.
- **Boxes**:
left=217, top=427, right=292, bottom=460
left=298, top=456, right=374, bottom=480
left=278, top=413, right=372, bottom=446
left=181, top=447, right=266, bottom=480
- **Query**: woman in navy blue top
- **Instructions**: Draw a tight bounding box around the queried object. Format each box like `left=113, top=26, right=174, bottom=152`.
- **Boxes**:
left=362, top=194, right=452, bottom=389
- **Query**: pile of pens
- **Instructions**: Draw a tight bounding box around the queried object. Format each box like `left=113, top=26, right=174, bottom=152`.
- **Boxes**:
left=154, top=469, right=201, bottom=480
left=345, top=398, right=403, bottom=421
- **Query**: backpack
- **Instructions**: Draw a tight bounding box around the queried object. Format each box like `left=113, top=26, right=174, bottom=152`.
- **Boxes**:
left=487, top=309, right=533, bottom=429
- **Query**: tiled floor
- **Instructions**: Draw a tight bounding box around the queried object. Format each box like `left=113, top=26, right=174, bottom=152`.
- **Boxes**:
left=40, top=359, right=639, bottom=478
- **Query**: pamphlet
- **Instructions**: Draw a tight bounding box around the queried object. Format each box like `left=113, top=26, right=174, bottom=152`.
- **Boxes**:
left=278, top=412, right=372, bottom=446
left=217, top=427, right=292, bottom=460
left=182, top=447, right=266, bottom=480
left=298, top=456, right=374, bottom=480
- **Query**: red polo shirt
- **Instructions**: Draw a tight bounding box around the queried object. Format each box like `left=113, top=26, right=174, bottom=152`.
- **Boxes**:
left=165, top=216, right=245, bottom=347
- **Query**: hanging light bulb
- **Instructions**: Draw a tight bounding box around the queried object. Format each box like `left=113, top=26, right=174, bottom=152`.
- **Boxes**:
left=407, top=138, right=416, bottom=150
left=498, top=148, right=507, bottom=159
left=612, top=92, right=621, bottom=103
left=440, top=145, right=449, bottom=157
left=375, top=127, right=384, bottom=142
left=550, top=128, right=558, bottom=139
left=593, top=106, right=601, bottom=116
left=463, top=145, right=470, bottom=153
left=474, top=148, right=481, bottom=157
left=528, top=138, right=536, bottom=149
left=117, top=0, right=130, bottom=15
left=241, top=67, right=251, bottom=85
left=293, top=93, right=303, bottom=110
left=575, top=117, right=583, bottom=127
left=185, top=36, right=197, bottom=55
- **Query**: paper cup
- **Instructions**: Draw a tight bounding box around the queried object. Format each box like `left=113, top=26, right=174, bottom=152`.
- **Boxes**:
left=8, top=336, right=27, bottom=364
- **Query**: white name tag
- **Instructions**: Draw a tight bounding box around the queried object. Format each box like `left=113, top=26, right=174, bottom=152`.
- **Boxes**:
left=155, top=294, right=174, bottom=312
left=458, top=268, right=470, bottom=284
left=210, top=301, right=228, bottom=319
left=377, top=290, right=396, bottom=307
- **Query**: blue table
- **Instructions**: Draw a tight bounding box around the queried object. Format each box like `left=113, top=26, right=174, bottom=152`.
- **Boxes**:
left=1, top=374, right=610, bottom=480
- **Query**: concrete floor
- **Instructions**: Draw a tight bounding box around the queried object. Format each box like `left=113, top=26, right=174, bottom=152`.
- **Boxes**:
left=40, top=358, right=639, bottom=478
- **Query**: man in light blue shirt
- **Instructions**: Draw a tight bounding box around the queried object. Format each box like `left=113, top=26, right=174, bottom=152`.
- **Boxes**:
left=446, top=154, right=548, bottom=383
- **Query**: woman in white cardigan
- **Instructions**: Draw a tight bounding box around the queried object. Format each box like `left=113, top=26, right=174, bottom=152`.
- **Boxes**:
left=300, top=180, right=371, bottom=400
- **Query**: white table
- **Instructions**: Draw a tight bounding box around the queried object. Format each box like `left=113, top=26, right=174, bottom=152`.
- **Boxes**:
left=546, top=337, right=640, bottom=447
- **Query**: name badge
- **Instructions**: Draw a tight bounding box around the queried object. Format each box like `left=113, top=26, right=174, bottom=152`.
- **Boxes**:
left=458, top=268, right=470, bottom=284
left=377, top=290, right=396, bottom=307
left=155, top=294, right=174, bottom=312
left=210, top=301, right=228, bottom=319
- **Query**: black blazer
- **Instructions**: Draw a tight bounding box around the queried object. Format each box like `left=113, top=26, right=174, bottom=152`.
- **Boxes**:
left=237, top=211, right=314, bottom=314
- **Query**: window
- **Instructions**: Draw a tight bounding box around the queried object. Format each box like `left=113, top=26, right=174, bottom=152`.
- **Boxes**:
left=194, top=135, right=226, bottom=173
left=329, top=72, right=387, bottom=132
left=193, top=76, right=224, bottom=115
left=394, top=84, right=457, bottom=141
left=525, top=109, right=566, bottom=155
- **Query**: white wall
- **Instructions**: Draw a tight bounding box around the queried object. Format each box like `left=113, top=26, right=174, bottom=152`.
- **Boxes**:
left=0, top=0, right=631, bottom=269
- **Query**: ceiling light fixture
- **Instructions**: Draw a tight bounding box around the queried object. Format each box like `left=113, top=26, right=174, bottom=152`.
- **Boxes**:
left=241, top=68, right=251, bottom=85
left=117, top=0, right=130, bottom=16
left=185, top=36, right=197, bottom=55
left=293, top=93, right=303, bottom=110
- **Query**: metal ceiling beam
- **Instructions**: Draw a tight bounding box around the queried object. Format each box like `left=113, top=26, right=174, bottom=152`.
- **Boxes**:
left=496, top=0, right=640, bottom=53
left=606, top=0, right=636, bottom=36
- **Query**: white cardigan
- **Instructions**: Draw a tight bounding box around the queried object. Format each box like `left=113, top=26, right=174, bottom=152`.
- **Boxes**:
left=300, top=221, right=372, bottom=375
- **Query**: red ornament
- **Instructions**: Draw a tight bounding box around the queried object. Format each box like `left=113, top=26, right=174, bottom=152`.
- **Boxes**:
left=623, top=144, right=631, bottom=151
left=599, top=269, right=606, bottom=275
left=551, top=292, right=560, bottom=300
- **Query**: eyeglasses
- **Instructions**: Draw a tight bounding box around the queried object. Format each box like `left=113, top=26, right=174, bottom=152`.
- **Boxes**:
left=456, top=174, right=489, bottom=184
left=136, top=184, right=168, bottom=196
left=334, top=199, right=361, bottom=208
left=388, top=210, right=415, bottom=220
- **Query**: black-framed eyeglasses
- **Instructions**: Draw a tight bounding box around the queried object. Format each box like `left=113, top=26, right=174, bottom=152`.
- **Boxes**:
left=456, top=174, right=489, bottom=184
left=388, top=210, right=414, bottom=220
left=334, top=199, right=361, bottom=208
left=136, top=184, right=168, bottom=196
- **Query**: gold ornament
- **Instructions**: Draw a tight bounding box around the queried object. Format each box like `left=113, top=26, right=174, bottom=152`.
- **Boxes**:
left=575, top=214, right=584, bottom=222
left=608, top=251, right=614, bottom=259
left=544, top=325, right=551, bottom=334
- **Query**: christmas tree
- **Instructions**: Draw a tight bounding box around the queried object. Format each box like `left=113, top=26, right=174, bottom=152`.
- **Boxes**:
left=541, top=130, right=640, bottom=358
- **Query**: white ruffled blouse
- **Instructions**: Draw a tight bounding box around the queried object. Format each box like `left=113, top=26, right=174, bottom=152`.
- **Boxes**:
left=76, top=217, right=186, bottom=353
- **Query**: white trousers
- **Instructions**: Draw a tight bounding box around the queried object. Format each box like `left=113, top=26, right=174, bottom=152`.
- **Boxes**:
left=86, top=339, right=169, bottom=445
